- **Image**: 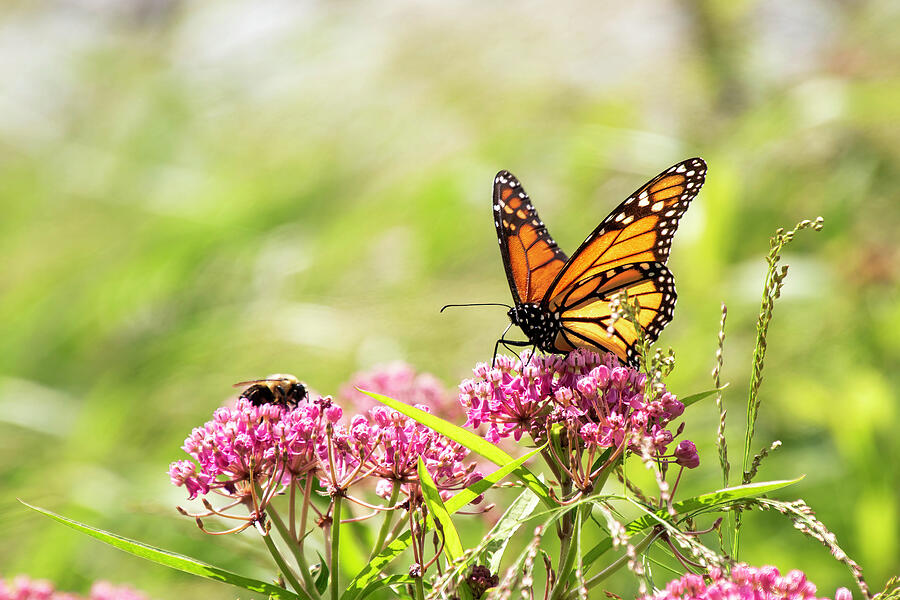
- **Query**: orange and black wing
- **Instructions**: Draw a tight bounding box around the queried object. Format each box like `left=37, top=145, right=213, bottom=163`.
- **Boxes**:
left=550, top=261, right=676, bottom=364
left=494, top=170, right=569, bottom=304
left=544, top=157, right=706, bottom=303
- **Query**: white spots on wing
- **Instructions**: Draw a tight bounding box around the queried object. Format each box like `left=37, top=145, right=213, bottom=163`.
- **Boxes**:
left=638, top=198, right=650, bottom=207
left=676, top=164, right=687, bottom=173
left=519, top=192, right=526, bottom=198
left=651, top=201, right=664, bottom=212
left=510, top=181, right=518, bottom=188
left=664, top=209, right=676, bottom=217
left=493, top=204, right=501, bottom=212
left=622, top=215, right=634, bottom=225
left=614, top=212, right=625, bottom=222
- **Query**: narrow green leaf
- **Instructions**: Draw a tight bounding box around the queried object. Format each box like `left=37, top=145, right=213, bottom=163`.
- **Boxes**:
left=358, top=574, right=421, bottom=600
left=21, top=500, right=306, bottom=600
left=358, top=389, right=553, bottom=507
left=583, top=477, right=803, bottom=570
left=582, top=537, right=613, bottom=572
left=417, top=457, right=463, bottom=562
left=680, top=386, right=727, bottom=408
left=341, top=445, right=546, bottom=600
left=314, top=553, right=329, bottom=595
left=484, top=487, right=540, bottom=574
left=625, top=476, right=804, bottom=535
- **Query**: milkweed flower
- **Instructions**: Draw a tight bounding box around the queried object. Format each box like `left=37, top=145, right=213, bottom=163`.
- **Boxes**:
left=640, top=565, right=852, bottom=600
left=347, top=405, right=483, bottom=503
left=0, top=576, right=149, bottom=600
left=168, top=396, right=335, bottom=501
left=458, top=349, right=692, bottom=461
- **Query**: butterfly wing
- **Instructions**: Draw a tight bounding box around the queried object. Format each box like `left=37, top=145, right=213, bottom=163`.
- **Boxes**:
left=494, top=170, right=569, bottom=304
left=551, top=261, right=676, bottom=364
left=544, top=157, right=706, bottom=303
left=542, top=157, right=706, bottom=363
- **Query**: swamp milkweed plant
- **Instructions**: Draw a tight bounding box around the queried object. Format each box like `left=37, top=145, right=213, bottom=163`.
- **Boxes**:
left=21, top=216, right=900, bottom=600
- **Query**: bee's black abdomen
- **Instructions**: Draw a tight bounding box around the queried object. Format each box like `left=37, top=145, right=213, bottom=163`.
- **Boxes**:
left=241, top=385, right=277, bottom=406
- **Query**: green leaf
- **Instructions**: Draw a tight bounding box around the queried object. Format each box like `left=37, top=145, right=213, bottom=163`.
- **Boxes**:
left=583, top=477, right=803, bottom=570
left=314, top=553, right=329, bottom=595
left=21, top=500, right=307, bottom=600
left=680, top=386, right=726, bottom=408
left=417, top=457, right=464, bottom=562
left=358, top=574, right=421, bottom=600
left=358, top=389, right=553, bottom=507
left=483, top=487, right=541, bottom=574
left=625, top=476, right=804, bottom=535
left=341, top=445, right=546, bottom=600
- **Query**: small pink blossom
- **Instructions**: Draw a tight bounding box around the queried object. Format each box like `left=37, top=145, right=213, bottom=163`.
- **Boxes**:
left=674, top=440, right=700, bottom=469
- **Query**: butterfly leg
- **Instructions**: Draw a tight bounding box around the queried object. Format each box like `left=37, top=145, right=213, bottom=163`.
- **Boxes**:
left=521, top=343, right=538, bottom=367
left=493, top=338, right=532, bottom=367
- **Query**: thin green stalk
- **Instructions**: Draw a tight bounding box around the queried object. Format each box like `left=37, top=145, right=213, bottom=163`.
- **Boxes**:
left=414, top=576, right=426, bottom=600
left=268, top=507, right=321, bottom=598
left=261, top=526, right=305, bottom=595
left=299, top=474, right=313, bottom=548
left=330, top=495, right=343, bottom=600
left=369, top=483, right=401, bottom=560
left=289, top=475, right=297, bottom=540
left=713, top=303, right=734, bottom=554
left=735, top=217, right=823, bottom=558
left=550, top=505, right=584, bottom=600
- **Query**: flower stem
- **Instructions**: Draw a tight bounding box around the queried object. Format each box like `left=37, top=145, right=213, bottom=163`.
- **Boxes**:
left=299, top=474, right=313, bottom=548
left=414, top=575, right=426, bottom=600
left=268, top=507, right=321, bottom=599
left=549, top=505, right=582, bottom=600
left=369, top=482, right=400, bottom=559
left=330, top=495, right=343, bottom=600
left=260, top=525, right=305, bottom=595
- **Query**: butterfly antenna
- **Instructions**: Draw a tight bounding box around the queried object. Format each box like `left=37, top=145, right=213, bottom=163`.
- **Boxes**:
left=440, top=302, right=512, bottom=313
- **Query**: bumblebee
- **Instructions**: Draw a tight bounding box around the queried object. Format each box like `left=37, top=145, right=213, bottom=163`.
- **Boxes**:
left=233, top=374, right=308, bottom=408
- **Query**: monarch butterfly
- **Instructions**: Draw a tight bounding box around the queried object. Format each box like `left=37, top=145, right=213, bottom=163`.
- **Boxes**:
left=492, top=157, right=706, bottom=365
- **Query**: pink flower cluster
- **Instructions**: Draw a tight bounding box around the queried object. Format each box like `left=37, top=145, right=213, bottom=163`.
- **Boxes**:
left=458, top=350, right=696, bottom=466
left=0, top=576, right=147, bottom=600
left=169, top=397, right=337, bottom=500
left=170, top=388, right=479, bottom=504
left=641, top=565, right=852, bottom=600
left=348, top=406, right=482, bottom=501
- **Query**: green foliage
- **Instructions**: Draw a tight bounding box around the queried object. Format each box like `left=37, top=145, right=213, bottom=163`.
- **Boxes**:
left=21, top=501, right=306, bottom=600
left=417, top=458, right=464, bottom=561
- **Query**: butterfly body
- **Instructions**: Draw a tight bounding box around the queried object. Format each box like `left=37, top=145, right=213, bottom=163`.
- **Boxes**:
left=493, top=158, right=706, bottom=364
left=507, top=303, right=561, bottom=353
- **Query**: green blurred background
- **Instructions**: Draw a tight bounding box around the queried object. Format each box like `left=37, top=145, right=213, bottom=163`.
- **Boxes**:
left=1, top=0, right=898, bottom=597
